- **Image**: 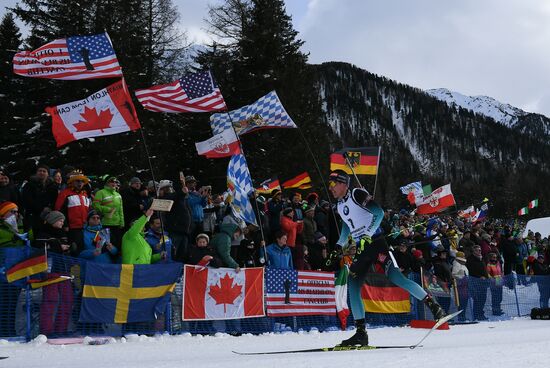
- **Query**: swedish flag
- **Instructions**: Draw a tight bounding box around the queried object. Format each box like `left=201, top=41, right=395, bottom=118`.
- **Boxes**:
left=79, top=263, right=182, bottom=324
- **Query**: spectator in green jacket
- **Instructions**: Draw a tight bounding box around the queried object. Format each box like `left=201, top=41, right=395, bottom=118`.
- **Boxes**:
left=210, top=222, right=242, bottom=272
left=121, top=208, right=166, bottom=264
left=93, top=176, right=124, bottom=247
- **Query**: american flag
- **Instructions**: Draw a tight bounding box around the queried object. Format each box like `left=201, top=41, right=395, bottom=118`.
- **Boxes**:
left=134, top=71, right=227, bottom=113
left=13, top=32, right=122, bottom=80
left=265, top=269, right=336, bottom=317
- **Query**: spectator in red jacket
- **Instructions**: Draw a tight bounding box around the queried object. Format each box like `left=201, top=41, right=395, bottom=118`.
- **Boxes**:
left=54, top=171, right=91, bottom=255
left=280, top=207, right=304, bottom=269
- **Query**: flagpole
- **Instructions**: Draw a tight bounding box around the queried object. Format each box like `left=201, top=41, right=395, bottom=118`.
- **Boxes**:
left=372, top=146, right=381, bottom=200
left=128, top=75, right=167, bottom=257
left=222, top=104, right=267, bottom=250
left=294, top=125, right=342, bottom=237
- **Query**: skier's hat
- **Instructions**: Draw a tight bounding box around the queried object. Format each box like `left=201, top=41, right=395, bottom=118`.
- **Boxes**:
left=328, top=170, right=350, bottom=186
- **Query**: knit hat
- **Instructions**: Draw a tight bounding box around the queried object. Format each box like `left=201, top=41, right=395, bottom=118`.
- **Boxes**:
left=0, top=201, right=17, bottom=217
left=282, top=207, right=294, bottom=216
left=293, top=193, right=302, bottom=200
left=196, top=233, right=210, bottom=243
left=314, top=231, right=326, bottom=242
left=455, top=251, right=466, bottom=262
left=129, top=177, right=142, bottom=185
left=45, top=210, right=65, bottom=225
left=271, top=189, right=282, bottom=197
left=412, top=249, right=423, bottom=259
left=185, top=175, right=197, bottom=183
left=87, top=210, right=101, bottom=221
left=158, top=180, right=173, bottom=191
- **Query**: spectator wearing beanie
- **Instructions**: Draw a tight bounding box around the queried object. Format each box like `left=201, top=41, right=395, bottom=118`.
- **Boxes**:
left=186, top=233, right=221, bottom=267
left=93, top=176, right=125, bottom=247
left=35, top=209, right=71, bottom=255
left=302, top=205, right=317, bottom=247
left=0, top=201, right=26, bottom=247
left=267, top=189, right=284, bottom=238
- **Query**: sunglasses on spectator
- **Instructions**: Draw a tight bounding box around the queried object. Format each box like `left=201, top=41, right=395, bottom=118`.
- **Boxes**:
left=10, top=209, right=19, bottom=214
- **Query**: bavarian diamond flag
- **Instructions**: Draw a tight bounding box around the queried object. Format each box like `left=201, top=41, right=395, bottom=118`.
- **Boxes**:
left=79, top=263, right=182, bottom=323
left=210, top=91, right=297, bottom=135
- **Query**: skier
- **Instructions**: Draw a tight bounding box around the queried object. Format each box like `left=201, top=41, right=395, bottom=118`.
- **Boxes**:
left=328, top=170, right=445, bottom=347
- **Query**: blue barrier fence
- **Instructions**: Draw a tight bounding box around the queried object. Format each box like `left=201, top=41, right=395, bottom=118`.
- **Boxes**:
left=1, top=247, right=549, bottom=340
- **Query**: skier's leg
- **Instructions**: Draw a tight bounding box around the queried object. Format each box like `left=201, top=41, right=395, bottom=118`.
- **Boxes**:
left=340, top=275, right=368, bottom=346
left=386, top=262, right=446, bottom=320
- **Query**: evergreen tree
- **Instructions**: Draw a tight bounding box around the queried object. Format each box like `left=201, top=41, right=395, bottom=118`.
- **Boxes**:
left=198, top=0, right=334, bottom=188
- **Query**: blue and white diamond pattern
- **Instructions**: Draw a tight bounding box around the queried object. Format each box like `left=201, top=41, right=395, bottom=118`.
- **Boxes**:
left=210, top=91, right=297, bottom=135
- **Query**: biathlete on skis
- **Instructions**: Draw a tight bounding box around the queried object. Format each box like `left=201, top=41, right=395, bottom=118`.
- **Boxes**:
left=328, top=170, right=446, bottom=347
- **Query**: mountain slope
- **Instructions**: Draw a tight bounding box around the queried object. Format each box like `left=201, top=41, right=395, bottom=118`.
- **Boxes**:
left=314, top=62, right=550, bottom=215
left=426, top=88, right=550, bottom=139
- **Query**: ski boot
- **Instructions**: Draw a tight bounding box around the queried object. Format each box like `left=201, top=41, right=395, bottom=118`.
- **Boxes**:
left=339, top=319, right=369, bottom=346
left=424, top=294, right=446, bottom=320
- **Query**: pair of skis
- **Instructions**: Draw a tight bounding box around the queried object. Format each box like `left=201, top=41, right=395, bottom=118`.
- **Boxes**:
left=233, top=310, right=461, bottom=355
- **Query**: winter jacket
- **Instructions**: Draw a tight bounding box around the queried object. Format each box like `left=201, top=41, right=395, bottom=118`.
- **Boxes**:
left=268, top=199, right=283, bottom=234
left=121, top=186, right=143, bottom=226
left=121, top=215, right=161, bottom=265
left=302, top=217, right=317, bottom=245
left=93, top=186, right=124, bottom=227
left=210, top=222, right=239, bottom=268
left=451, top=260, right=469, bottom=279
left=261, top=243, right=293, bottom=269
left=0, top=184, right=19, bottom=204
left=186, top=243, right=221, bottom=267
left=21, top=176, right=58, bottom=218
left=466, top=255, right=488, bottom=278
left=280, top=215, right=303, bottom=248
left=144, top=229, right=172, bottom=261
left=79, top=224, right=118, bottom=264
left=433, top=258, right=453, bottom=283
left=187, top=191, right=206, bottom=223
left=0, top=221, right=26, bottom=248
left=55, top=187, right=91, bottom=229
left=35, top=223, right=70, bottom=255
left=159, top=188, right=192, bottom=235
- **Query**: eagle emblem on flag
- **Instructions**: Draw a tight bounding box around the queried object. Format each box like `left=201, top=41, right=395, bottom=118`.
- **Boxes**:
left=345, top=151, right=361, bottom=168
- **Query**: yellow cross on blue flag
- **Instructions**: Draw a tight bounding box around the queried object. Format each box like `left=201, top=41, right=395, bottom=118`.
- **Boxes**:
left=79, top=263, right=182, bottom=324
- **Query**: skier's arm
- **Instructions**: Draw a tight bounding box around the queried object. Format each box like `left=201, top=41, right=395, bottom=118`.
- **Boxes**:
left=336, top=222, right=351, bottom=248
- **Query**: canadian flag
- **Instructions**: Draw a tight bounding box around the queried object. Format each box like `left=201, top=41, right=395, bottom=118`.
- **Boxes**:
left=195, top=129, right=241, bottom=158
left=416, top=184, right=456, bottom=215
left=182, top=265, right=264, bottom=320
left=45, top=79, right=141, bottom=147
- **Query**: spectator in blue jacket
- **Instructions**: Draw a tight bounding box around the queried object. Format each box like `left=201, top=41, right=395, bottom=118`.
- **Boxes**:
left=79, top=210, right=118, bottom=264
left=185, top=175, right=207, bottom=236
left=261, top=230, right=293, bottom=269
left=144, top=215, right=173, bottom=262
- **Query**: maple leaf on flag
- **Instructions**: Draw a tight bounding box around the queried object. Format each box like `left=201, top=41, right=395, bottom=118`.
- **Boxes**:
left=74, top=106, right=113, bottom=132
left=208, top=273, right=242, bottom=314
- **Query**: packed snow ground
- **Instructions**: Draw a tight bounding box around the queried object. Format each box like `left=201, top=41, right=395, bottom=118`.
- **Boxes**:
left=1, top=318, right=549, bottom=368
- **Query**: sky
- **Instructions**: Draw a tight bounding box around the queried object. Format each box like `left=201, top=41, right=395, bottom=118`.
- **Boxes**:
left=3, top=0, right=550, bottom=117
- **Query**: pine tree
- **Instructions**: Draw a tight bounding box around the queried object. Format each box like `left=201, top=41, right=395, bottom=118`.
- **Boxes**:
left=199, top=0, right=334, bottom=187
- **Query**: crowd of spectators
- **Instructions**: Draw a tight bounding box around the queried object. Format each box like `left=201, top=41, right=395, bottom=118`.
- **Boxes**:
left=1, top=164, right=550, bottom=335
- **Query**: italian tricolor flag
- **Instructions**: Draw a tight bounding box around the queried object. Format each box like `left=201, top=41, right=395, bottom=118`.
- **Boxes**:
left=518, top=207, right=529, bottom=216
left=528, top=199, right=539, bottom=209
left=334, top=265, right=350, bottom=330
